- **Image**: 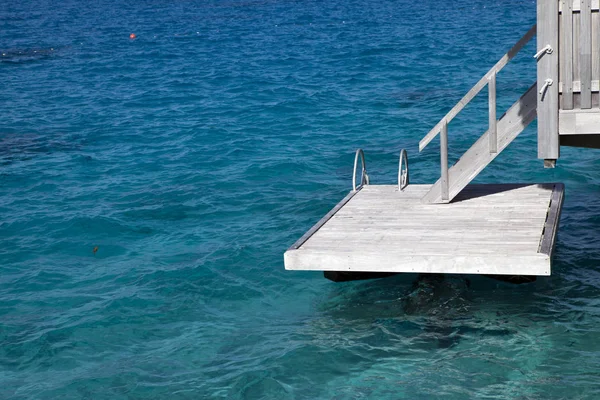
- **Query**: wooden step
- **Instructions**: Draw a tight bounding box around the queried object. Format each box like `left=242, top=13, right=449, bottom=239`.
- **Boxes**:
left=422, top=83, right=538, bottom=204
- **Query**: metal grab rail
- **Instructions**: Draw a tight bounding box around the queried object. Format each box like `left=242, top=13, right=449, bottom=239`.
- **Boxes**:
left=398, top=149, right=409, bottom=191
left=352, top=149, right=370, bottom=192
left=418, top=24, right=536, bottom=202
left=419, top=24, right=536, bottom=152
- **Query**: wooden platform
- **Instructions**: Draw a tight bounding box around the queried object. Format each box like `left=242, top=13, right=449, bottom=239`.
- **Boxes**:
left=285, top=183, right=564, bottom=276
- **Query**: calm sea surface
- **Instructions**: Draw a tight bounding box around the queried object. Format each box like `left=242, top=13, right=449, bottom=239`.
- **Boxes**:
left=2, top=0, right=600, bottom=398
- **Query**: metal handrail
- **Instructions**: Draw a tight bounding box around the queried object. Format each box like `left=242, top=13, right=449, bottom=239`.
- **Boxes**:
left=419, top=24, right=537, bottom=152
left=417, top=24, right=536, bottom=202
left=398, top=149, right=409, bottom=191
left=352, top=149, right=369, bottom=192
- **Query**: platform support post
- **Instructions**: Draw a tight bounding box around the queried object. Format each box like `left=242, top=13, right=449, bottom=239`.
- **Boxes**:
left=537, top=0, right=560, bottom=163
left=440, top=119, right=449, bottom=202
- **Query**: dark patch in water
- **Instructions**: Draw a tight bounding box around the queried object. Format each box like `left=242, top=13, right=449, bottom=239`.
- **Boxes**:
left=0, top=46, right=68, bottom=64
left=0, top=133, right=81, bottom=165
left=401, top=274, right=472, bottom=348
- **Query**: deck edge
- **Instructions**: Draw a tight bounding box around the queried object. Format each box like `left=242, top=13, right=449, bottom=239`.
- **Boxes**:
left=285, top=250, right=551, bottom=276
left=287, top=187, right=362, bottom=251
left=538, top=183, right=565, bottom=256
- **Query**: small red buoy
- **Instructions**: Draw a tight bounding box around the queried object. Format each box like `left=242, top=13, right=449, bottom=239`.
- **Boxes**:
left=129, top=33, right=136, bottom=39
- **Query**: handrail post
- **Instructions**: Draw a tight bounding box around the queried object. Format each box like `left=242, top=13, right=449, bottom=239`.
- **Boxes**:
left=440, top=119, right=449, bottom=201
left=488, top=72, right=497, bottom=153
left=419, top=24, right=536, bottom=152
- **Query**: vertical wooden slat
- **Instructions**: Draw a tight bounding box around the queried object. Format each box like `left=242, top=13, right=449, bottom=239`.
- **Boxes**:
left=562, top=0, right=574, bottom=109
left=593, top=10, right=599, bottom=85
left=594, top=9, right=600, bottom=107
left=581, top=0, right=593, bottom=108
left=440, top=120, right=449, bottom=202
left=488, top=73, right=497, bottom=153
left=574, top=7, right=581, bottom=103
left=538, top=0, right=560, bottom=161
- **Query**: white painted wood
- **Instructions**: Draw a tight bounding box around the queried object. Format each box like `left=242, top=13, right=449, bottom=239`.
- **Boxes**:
left=421, top=84, right=538, bottom=204
left=538, top=0, right=560, bottom=161
left=284, top=184, right=564, bottom=276
left=559, top=108, right=600, bottom=133
left=581, top=0, right=593, bottom=108
left=419, top=25, right=536, bottom=151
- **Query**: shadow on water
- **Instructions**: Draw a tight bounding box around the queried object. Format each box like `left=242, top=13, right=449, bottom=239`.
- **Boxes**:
left=216, top=274, right=543, bottom=399
left=316, top=273, right=526, bottom=350
left=0, top=133, right=82, bottom=166
left=320, top=274, right=471, bottom=349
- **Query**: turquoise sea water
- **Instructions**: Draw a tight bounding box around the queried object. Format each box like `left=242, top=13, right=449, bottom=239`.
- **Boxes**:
left=3, top=0, right=600, bottom=398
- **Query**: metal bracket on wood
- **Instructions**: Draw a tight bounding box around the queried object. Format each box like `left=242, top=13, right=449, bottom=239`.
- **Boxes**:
left=539, top=78, right=554, bottom=98
left=533, top=44, right=554, bottom=59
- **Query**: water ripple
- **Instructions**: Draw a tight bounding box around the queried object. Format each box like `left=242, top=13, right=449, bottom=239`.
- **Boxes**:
left=3, top=0, right=600, bottom=398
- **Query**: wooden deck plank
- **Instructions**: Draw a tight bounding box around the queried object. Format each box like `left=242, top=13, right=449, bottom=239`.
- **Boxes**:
left=287, top=187, right=362, bottom=250
left=285, top=184, right=564, bottom=276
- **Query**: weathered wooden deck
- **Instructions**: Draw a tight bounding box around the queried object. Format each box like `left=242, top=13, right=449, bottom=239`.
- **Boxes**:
left=285, top=183, right=564, bottom=276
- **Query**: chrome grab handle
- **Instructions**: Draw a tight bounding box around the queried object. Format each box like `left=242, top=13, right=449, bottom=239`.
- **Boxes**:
left=352, top=149, right=369, bottom=192
left=533, top=44, right=553, bottom=60
left=398, top=149, right=409, bottom=191
left=539, top=78, right=553, bottom=97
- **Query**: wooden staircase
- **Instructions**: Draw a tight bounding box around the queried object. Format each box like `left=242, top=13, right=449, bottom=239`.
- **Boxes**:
left=422, top=84, right=537, bottom=203
left=420, top=25, right=539, bottom=204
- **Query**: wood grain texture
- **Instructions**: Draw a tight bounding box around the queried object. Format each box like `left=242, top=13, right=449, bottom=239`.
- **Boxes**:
left=287, top=188, right=361, bottom=250
left=559, top=108, right=600, bottom=133
left=284, top=184, right=563, bottom=276
left=559, top=79, right=600, bottom=92
left=593, top=10, right=599, bottom=88
left=560, top=0, right=600, bottom=12
left=421, top=84, right=537, bottom=204
left=538, top=0, right=560, bottom=160
left=539, top=183, right=565, bottom=256
left=581, top=0, right=593, bottom=108
left=574, top=10, right=581, bottom=86
left=562, top=0, right=575, bottom=109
